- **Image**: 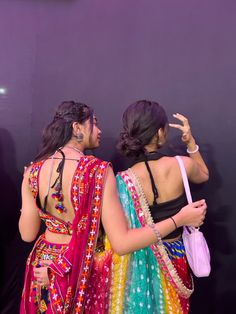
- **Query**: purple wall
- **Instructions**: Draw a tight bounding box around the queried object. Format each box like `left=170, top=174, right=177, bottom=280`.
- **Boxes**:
left=1, top=1, right=236, bottom=313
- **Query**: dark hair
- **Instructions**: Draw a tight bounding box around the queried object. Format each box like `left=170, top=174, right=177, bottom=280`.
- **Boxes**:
left=117, top=100, right=168, bottom=157
left=34, top=101, right=94, bottom=161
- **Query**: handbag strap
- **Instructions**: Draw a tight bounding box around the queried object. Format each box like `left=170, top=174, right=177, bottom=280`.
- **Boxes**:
left=175, top=156, right=192, bottom=204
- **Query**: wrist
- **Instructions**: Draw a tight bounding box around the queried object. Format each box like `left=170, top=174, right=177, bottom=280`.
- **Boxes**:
left=170, top=216, right=178, bottom=229
left=173, top=213, right=183, bottom=228
left=186, top=137, right=196, bottom=149
left=187, top=144, right=199, bottom=154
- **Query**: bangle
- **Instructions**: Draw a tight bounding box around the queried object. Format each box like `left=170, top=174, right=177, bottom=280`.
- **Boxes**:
left=170, top=217, right=178, bottom=230
left=149, top=223, right=162, bottom=243
left=187, top=144, right=199, bottom=154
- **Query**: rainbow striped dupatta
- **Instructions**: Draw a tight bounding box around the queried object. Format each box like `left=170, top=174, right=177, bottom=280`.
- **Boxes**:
left=109, top=170, right=194, bottom=314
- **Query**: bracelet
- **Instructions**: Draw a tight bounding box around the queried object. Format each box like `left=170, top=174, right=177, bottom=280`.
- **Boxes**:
left=170, top=217, right=178, bottom=230
left=187, top=144, right=199, bottom=154
left=149, top=223, right=162, bottom=243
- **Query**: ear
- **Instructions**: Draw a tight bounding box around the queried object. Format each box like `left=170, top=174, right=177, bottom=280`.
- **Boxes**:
left=72, top=122, right=82, bottom=134
left=157, top=128, right=166, bottom=146
left=157, top=128, right=164, bottom=139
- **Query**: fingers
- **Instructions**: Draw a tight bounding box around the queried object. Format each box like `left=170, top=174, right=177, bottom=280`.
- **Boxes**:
left=33, top=265, right=49, bottom=286
left=39, top=260, right=51, bottom=266
left=194, top=200, right=207, bottom=227
left=173, top=113, right=188, bottom=123
left=192, top=199, right=207, bottom=208
left=168, top=123, right=183, bottom=130
left=169, top=113, right=190, bottom=135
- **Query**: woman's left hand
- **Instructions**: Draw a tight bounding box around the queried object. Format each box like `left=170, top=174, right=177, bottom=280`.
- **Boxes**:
left=169, top=113, right=195, bottom=145
left=33, top=260, right=51, bottom=286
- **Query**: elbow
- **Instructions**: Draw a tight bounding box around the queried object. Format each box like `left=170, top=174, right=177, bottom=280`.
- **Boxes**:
left=113, top=249, right=127, bottom=256
left=197, top=170, right=209, bottom=183
left=203, top=170, right=210, bottom=182
left=111, top=242, right=130, bottom=256
left=19, top=231, right=37, bottom=243
left=20, top=235, right=37, bottom=243
left=113, top=248, right=127, bottom=256
left=19, top=223, right=38, bottom=243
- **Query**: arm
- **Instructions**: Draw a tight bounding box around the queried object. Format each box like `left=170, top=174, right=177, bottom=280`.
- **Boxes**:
left=101, top=167, right=207, bottom=255
left=169, top=113, right=209, bottom=183
left=19, top=169, right=41, bottom=242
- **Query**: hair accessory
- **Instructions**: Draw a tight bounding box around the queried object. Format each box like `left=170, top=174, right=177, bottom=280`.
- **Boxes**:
left=149, top=223, right=162, bottom=244
left=170, top=216, right=178, bottom=229
left=53, top=112, right=64, bottom=122
left=187, top=144, right=199, bottom=154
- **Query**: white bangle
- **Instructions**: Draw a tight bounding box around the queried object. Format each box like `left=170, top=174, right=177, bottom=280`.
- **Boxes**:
left=187, top=144, right=199, bottom=154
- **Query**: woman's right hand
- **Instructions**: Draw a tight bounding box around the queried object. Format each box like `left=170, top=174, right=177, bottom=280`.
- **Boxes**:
left=175, top=199, right=207, bottom=227
left=33, top=260, right=51, bottom=286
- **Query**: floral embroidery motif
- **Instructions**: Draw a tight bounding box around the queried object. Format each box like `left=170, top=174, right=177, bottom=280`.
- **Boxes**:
left=24, top=157, right=110, bottom=313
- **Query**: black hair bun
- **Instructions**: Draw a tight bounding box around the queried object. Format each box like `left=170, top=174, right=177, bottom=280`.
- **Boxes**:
left=117, top=132, right=144, bottom=157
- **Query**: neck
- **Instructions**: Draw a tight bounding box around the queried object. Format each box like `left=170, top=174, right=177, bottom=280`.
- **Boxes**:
left=144, top=144, right=158, bottom=153
left=64, top=140, right=85, bottom=155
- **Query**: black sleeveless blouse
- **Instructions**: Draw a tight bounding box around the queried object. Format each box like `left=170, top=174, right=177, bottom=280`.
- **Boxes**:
left=136, top=152, right=187, bottom=240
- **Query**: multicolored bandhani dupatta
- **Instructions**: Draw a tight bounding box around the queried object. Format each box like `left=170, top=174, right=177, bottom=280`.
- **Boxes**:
left=109, top=169, right=194, bottom=314
left=20, top=156, right=113, bottom=314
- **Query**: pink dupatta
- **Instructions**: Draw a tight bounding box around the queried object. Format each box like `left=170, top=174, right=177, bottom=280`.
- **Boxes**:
left=21, top=156, right=110, bottom=314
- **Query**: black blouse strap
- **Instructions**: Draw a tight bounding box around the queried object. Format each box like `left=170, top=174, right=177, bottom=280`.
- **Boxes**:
left=43, top=149, right=65, bottom=212
left=144, top=159, right=158, bottom=205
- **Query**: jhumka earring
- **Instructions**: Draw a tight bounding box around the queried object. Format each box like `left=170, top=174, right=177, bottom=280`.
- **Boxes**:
left=76, top=132, right=84, bottom=142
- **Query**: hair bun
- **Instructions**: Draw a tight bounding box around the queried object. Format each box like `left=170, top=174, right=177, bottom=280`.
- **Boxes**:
left=118, top=132, right=144, bottom=157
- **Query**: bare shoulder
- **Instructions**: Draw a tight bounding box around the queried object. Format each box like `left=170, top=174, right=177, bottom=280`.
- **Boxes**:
left=131, top=156, right=179, bottom=177
left=104, top=165, right=116, bottom=189
left=176, top=155, right=195, bottom=174
left=176, top=155, right=209, bottom=183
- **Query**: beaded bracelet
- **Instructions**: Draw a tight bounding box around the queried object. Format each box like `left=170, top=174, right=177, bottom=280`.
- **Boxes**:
left=149, top=223, right=162, bottom=244
left=187, top=144, right=199, bottom=154
left=170, top=216, right=178, bottom=230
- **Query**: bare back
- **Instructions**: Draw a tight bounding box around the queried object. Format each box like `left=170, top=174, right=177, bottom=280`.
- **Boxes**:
left=131, top=156, right=185, bottom=206
left=37, top=155, right=81, bottom=243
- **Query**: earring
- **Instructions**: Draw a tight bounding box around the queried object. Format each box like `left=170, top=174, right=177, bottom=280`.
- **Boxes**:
left=76, top=132, right=84, bottom=142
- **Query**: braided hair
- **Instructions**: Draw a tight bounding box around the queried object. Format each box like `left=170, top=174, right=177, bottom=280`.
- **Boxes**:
left=34, top=101, right=93, bottom=161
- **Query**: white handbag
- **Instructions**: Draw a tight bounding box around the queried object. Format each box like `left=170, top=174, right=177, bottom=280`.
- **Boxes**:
left=176, top=156, right=211, bottom=277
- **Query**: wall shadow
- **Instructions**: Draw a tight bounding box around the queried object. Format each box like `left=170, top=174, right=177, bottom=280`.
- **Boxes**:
left=0, top=128, right=30, bottom=314
left=166, top=138, right=233, bottom=313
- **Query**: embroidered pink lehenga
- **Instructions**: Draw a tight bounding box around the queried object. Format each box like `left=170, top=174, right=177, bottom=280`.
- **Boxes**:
left=20, top=156, right=112, bottom=314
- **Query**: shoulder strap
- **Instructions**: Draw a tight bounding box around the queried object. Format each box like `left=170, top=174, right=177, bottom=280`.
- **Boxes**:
left=42, top=151, right=58, bottom=211
left=175, top=156, right=192, bottom=204
left=144, top=160, right=158, bottom=204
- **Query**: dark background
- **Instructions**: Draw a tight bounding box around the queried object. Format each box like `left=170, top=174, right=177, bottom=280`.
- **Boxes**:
left=0, top=0, right=235, bottom=313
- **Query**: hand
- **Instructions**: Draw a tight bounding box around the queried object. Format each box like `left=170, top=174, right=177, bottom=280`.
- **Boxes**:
left=33, top=260, right=51, bottom=286
left=175, top=199, right=207, bottom=227
left=169, top=113, right=195, bottom=145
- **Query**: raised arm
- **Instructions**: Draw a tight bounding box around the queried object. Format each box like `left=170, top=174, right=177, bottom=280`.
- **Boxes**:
left=169, top=113, right=209, bottom=183
left=101, top=167, right=207, bottom=255
left=19, top=169, right=41, bottom=242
